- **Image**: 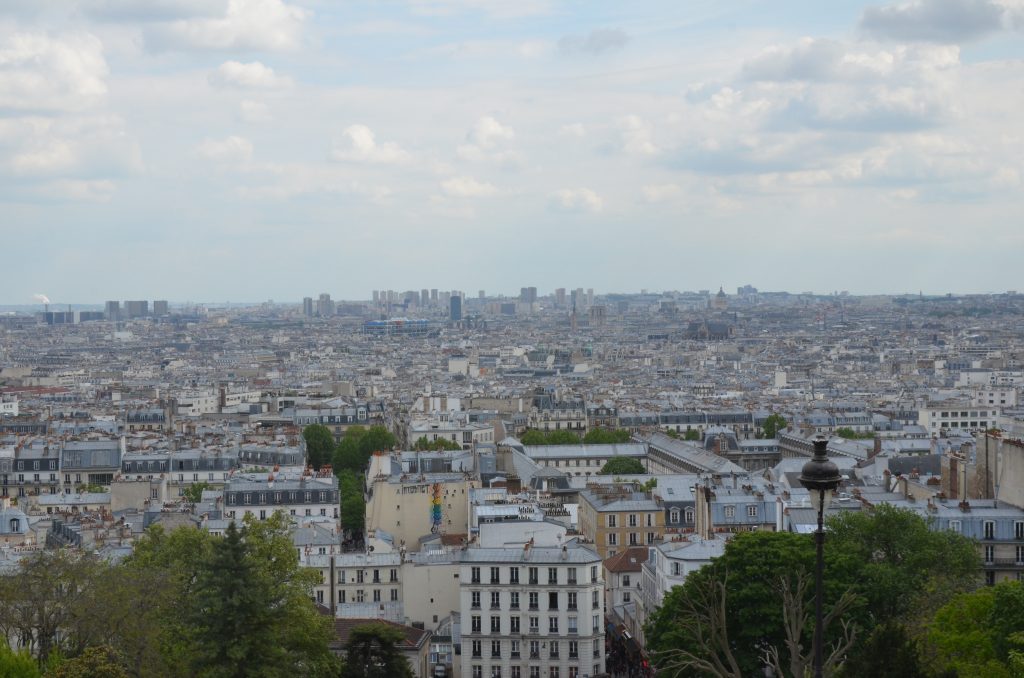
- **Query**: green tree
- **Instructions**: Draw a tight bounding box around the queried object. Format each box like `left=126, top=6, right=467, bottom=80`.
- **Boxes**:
left=303, top=424, right=336, bottom=470
left=48, top=646, right=129, bottom=678
left=334, top=425, right=397, bottom=474
left=518, top=430, right=547, bottom=446
left=0, top=643, right=41, bottom=678
left=412, top=436, right=461, bottom=451
left=838, top=621, right=925, bottom=678
left=835, top=427, right=874, bottom=440
left=598, top=457, right=645, bottom=475
left=339, top=469, right=366, bottom=537
left=341, top=623, right=413, bottom=678
left=683, top=429, right=701, bottom=441
left=925, top=585, right=1011, bottom=677
left=762, top=413, right=787, bottom=439
left=582, top=429, right=632, bottom=444
left=182, top=482, right=211, bottom=504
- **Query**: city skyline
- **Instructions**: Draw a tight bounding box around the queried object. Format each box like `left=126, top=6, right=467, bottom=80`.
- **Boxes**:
left=2, top=0, right=1022, bottom=301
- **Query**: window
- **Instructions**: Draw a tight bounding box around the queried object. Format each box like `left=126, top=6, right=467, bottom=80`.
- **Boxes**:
left=357, top=570, right=364, bottom=584
left=529, top=616, right=539, bottom=633
left=472, top=667, right=482, bottom=678
left=548, top=592, right=558, bottom=609
left=529, top=592, right=540, bottom=610
left=628, top=514, right=637, bottom=527
left=491, top=591, right=501, bottom=609
left=1017, top=545, right=1024, bottom=564
left=491, top=640, right=501, bottom=658
left=724, top=506, right=735, bottom=518
left=471, top=567, right=481, bottom=583
left=567, top=591, right=577, bottom=610
left=549, top=668, right=560, bottom=678
left=390, top=569, right=398, bottom=582
left=569, top=640, right=579, bottom=658
left=472, top=591, right=481, bottom=609
left=593, top=614, right=600, bottom=632
left=622, top=574, right=631, bottom=587
left=549, top=616, right=559, bottom=633
left=491, top=567, right=500, bottom=584
left=510, top=616, right=520, bottom=633
left=608, top=533, right=618, bottom=546
left=985, top=521, right=996, bottom=539
left=510, top=591, right=519, bottom=609
left=629, top=533, right=638, bottom=546
left=548, top=567, right=558, bottom=585
left=672, top=562, right=681, bottom=576
left=670, top=508, right=680, bottom=523
left=591, top=566, right=598, bottom=583
left=623, top=592, right=631, bottom=603
left=491, top=616, right=500, bottom=633
left=510, top=566, right=520, bottom=584
left=592, top=590, right=599, bottom=608
left=647, top=532, right=656, bottom=544
left=529, top=567, right=539, bottom=585
left=607, top=515, right=617, bottom=528
left=747, top=505, right=758, bottom=517
left=1016, top=522, right=1024, bottom=540
left=471, top=640, right=482, bottom=658
left=985, top=545, right=995, bottom=563
left=471, top=616, right=481, bottom=634
left=391, top=588, right=398, bottom=601
left=511, top=641, right=521, bottom=660
left=949, top=520, right=962, bottom=533
left=530, top=669, right=540, bottom=678
left=568, top=616, right=577, bottom=634
left=529, top=640, right=540, bottom=659
left=355, top=590, right=364, bottom=603
left=567, top=567, right=577, bottom=584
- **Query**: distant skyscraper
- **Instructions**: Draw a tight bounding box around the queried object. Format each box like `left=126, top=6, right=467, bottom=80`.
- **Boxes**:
left=317, top=293, right=334, bottom=317
left=372, top=291, right=380, bottom=304
left=421, top=289, right=430, bottom=306
left=303, top=297, right=314, bottom=317
left=124, top=300, right=148, bottom=318
left=430, top=289, right=438, bottom=304
left=450, top=294, right=462, bottom=322
left=104, top=300, right=120, bottom=321
left=478, top=290, right=485, bottom=299
left=586, top=288, right=594, bottom=307
left=153, top=300, right=168, bottom=316
left=520, top=287, right=537, bottom=303
left=555, top=288, right=566, bottom=307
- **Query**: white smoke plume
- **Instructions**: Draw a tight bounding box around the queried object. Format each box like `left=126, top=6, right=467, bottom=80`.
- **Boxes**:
left=33, top=294, right=51, bottom=304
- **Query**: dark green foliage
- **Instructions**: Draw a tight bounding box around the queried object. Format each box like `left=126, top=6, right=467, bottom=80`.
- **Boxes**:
left=924, top=581, right=1024, bottom=677
left=182, top=481, right=211, bottom=504
left=839, top=621, right=925, bottom=678
left=582, top=428, right=632, bottom=444
left=303, top=424, right=336, bottom=470
left=341, top=623, right=413, bottom=678
left=518, top=429, right=582, bottom=446
left=48, top=646, right=129, bottom=678
left=762, top=413, right=787, bottom=439
left=598, top=456, right=645, bottom=475
left=835, top=427, right=875, bottom=440
left=412, top=436, right=462, bottom=451
left=682, top=429, right=701, bottom=441
left=0, top=642, right=41, bottom=677
left=339, top=469, right=366, bottom=536
left=333, top=425, right=397, bottom=474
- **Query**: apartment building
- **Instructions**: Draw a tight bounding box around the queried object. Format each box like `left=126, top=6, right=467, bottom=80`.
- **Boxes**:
left=919, top=403, right=998, bottom=434
left=577, top=487, right=664, bottom=559
left=223, top=472, right=339, bottom=525
left=460, top=542, right=605, bottom=678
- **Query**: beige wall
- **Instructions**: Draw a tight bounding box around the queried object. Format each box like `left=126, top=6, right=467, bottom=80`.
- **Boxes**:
left=401, top=561, right=460, bottom=628
left=367, top=478, right=474, bottom=551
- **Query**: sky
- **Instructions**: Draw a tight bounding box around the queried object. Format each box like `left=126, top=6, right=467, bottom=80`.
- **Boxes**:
left=1, top=0, right=1023, bottom=303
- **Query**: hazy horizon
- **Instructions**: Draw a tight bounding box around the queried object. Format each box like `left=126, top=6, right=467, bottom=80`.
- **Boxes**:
left=3, top=0, right=1022, bottom=302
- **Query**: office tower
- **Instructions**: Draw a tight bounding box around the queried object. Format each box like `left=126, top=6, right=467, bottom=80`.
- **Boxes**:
left=555, top=288, right=566, bottom=308
left=478, top=290, right=485, bottom=299
left=450, top=294, right=462, bottom=322
left=528, top=286, right=537, bottom=303
left=317, top=293, right=334, bottom=317
left=421, top=289, right=430, bottom=307
left=104, top=301, right=120, bottom=321
left=153, top=300, right=169, bottom=316
left=586, top=288, right=594, bottom=307
left=303, top=297, right=314, bottom=317
left=430, top=289, right=438, bottom=304
left=372, top=291, right=380, bottom=304
left=124, top=300, right=148, bottom=318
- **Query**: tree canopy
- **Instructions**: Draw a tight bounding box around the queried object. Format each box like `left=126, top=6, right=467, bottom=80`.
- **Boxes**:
left=412, top=436, right=461, bottom=451
left=598, top=456, right=646, bottom=475
left=762, top=413, right=787, bottom=439
left=582, top=428, right=633, bottom=444
left=519, top=429, right=581, bottom=446
left=333, top=425, right=397, bottom=474
left=645, top=506, right=982, bottom=677
left=303, top=423, right=336, bottom=470
left=340, top=623, right=413, bottom=678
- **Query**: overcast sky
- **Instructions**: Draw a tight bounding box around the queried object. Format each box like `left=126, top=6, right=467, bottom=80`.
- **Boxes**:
left=2, top=0, right=1023, bottom=303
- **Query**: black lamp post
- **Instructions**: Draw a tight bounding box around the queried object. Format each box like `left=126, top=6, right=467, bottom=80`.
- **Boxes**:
left=799, top=437, right=843, bottom=678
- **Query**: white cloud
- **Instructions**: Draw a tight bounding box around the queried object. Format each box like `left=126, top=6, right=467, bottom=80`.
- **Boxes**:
left=10, top=140, right=77, bottom=176
left=620, top=115, right=657, bottom=155
left=196, top=135, right=253, bottom=163
left=239, top=99, right=272, bottom=123
left=559, top=28, right=629, bottom=55
left=146, top=0, right=307, bottom=51
left=641, top=184, right=680, bottom=202
left=559, top=123, right=587, bottom=137
left=440, top=175, right=497, bottom=197
left=83, top=0, right=228, bottom=22
left=0, top=32, right=109, bottom=112
left=549, top=187, right=603, bottom=213
left=470, top=116, right=514, bottom=149
left=209, top=60, right=291, bottom=88
left=332, top=125, right=411, bottom=165
left=859, top=0, right=1012, bottom=43
left=39, top=179, right=117, bottom=202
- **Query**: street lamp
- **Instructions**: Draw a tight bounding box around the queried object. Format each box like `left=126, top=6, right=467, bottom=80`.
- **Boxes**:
left=799, top=436, right=842, bottom=678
